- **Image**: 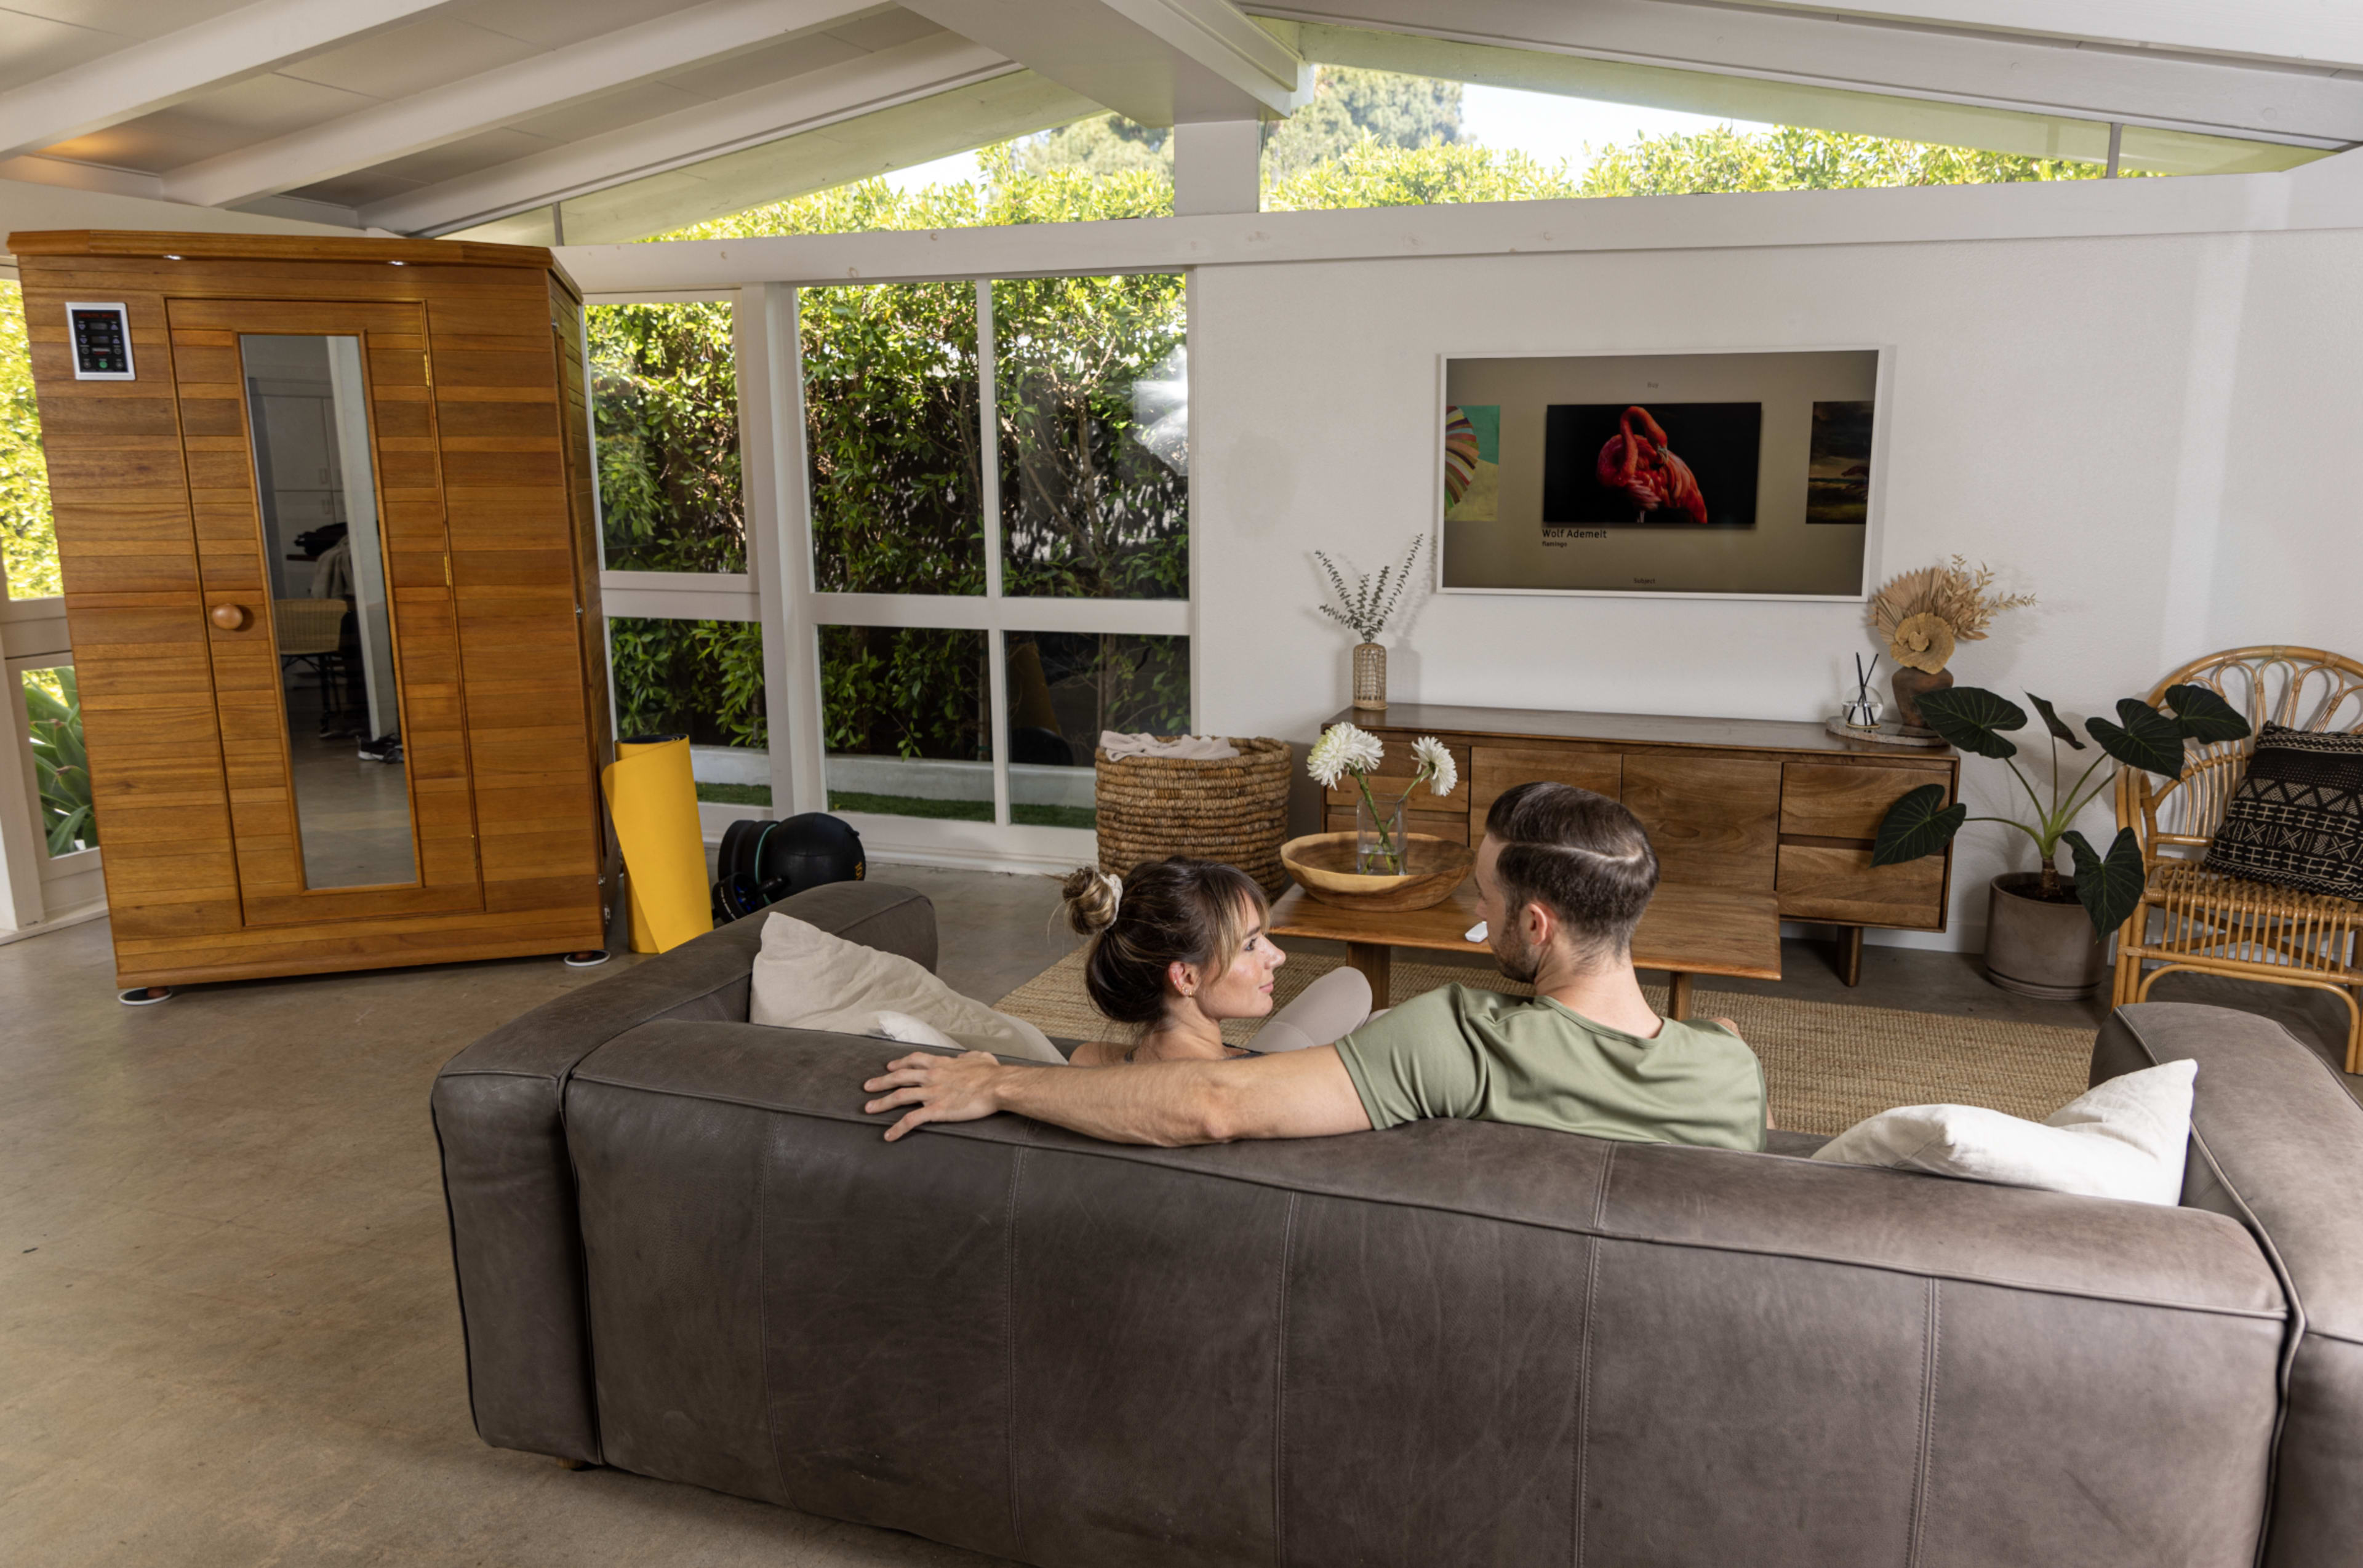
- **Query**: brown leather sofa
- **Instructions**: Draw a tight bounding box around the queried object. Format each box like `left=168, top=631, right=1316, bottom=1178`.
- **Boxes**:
left=433, top=881, right=2363, bottom=1567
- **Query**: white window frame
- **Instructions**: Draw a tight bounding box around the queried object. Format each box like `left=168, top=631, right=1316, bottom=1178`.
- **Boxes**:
left=0, top=593, right=105, bottom=933
left=594, top=270, right=1194, bottom=872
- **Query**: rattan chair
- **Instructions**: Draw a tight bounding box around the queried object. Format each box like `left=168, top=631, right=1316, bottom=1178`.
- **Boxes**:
left=2113, top=646, right=2363, bottom=1069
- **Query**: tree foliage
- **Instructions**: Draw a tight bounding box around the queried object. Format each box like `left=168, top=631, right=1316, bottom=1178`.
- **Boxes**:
left=0, top=282, right=57, bottom=601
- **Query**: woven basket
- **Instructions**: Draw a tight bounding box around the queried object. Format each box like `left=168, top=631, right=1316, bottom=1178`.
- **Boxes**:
left=1095, top=737, right=1293, bottom=894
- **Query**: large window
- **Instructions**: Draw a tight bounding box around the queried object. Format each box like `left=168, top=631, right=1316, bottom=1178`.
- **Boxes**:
left=799, top=274, right=1191, bottom=834
left=590, top=301, right=743, bottom=574
left=589, top=271, right=1193, bottom=857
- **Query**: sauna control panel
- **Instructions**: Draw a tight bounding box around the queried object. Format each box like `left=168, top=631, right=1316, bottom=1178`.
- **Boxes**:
left=66, top=302, right=134, bottom=380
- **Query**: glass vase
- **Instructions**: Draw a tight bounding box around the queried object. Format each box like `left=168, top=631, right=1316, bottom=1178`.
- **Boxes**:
left=1356, top=791, right=1407, bottom=875
left=1351, top=641, right=1386, bottom=711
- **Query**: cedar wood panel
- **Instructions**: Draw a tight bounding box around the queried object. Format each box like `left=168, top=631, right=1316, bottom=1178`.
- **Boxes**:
left=14, top=234, right=607, bottom=985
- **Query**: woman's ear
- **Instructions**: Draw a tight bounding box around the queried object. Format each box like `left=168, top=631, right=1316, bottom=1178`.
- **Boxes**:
left=1167, top=958, right=1199, bottom=1001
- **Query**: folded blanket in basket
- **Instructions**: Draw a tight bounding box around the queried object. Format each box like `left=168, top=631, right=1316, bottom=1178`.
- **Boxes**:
left=1098, top=732, right=1239, bottom=761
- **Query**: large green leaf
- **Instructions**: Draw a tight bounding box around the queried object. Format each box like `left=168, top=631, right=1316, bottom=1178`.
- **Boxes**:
left=2162, top=683, right=2252, bottom=743
left=1914, top=686, right=2026, bottom=759
left=2061, top=826, right=2148, bottom=938
left=2086, top=698, right=2185, bottom=776
left=2023, top=692, right=2085, bottom=750
left=1872, top=782, right=1967, bottom=866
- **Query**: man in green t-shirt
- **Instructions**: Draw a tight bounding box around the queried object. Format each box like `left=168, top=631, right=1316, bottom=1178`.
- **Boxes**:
left=862, top=782, right=1767, bottom=1151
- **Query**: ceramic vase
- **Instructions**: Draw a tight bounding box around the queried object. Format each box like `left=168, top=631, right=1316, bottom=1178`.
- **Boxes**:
left=1351, top=642, right=1386, bottom=711
left=1891, top=665, right=1954, bottom=730
left=1356, top=792, right=1407, bottom=875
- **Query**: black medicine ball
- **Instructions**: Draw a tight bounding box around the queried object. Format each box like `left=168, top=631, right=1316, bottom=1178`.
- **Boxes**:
left=712, top=813, right=866, bottom=922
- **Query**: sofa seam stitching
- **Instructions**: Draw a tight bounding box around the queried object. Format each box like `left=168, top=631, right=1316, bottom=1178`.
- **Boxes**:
left=1004, top=1145, right=1027, bottom=1558
left=1908, top=1276, right=1940, bottom=1568
left=1274, top=1190, right=1299, bottom=1568
left=1572, top=1233, right=1601, bottom=1568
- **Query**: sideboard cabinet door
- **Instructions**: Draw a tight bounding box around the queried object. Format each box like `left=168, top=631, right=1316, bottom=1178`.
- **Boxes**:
left=1622, top=755, right=1780, bottom=888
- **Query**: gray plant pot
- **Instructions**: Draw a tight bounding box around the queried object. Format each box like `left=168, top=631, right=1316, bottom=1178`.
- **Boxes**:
left=1984, top=872, right=2110, bottom=1000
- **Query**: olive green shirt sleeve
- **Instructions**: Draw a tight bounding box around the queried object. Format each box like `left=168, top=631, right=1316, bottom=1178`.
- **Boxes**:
left=1332, top=988, right=1484, bottom=1130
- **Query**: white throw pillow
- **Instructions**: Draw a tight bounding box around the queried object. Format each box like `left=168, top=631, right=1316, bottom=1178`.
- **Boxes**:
left=749, top=913, right=1065, bottom=1064
left=1809, top=1059, right=2197, bottom=1206
left=859, top=1010, right=963, bottom=1050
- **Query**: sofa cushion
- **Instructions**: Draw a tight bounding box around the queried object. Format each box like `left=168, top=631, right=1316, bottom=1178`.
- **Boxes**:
left=1810, top=1058, right=2196, bottom=1204
left=750, top=911, right=1064, bottom=1062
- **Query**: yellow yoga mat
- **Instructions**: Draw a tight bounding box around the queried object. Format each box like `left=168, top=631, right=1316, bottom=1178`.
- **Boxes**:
left=601, top=734, right=713, bottom=954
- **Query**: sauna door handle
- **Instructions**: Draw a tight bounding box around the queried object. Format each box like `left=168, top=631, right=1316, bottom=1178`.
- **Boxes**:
left=208, top=603, right=252, bottom=631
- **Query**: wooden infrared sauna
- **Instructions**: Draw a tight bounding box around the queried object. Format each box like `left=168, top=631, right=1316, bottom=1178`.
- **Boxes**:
left=9, top=231, right=612, bottom=988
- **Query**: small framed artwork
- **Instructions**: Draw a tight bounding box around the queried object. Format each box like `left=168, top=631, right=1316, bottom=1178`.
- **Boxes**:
left=1436, top=347, right=1887, bottom=600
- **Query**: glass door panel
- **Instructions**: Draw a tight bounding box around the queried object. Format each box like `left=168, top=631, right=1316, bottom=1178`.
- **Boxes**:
left=241, top=332, right=415, bottom=889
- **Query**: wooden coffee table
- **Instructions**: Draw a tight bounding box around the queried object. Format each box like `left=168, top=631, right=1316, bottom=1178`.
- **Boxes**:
left=1267, top=881, right=1781, bottom=1020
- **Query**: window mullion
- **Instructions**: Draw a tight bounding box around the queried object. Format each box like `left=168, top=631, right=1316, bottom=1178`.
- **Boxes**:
left=978, top=278, right=1009, bottom=828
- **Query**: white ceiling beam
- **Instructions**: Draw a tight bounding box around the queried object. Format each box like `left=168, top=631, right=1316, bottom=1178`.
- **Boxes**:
left=361, top=32, right=1018, bottom=236
left=0, top=175, right=370, bottom=258
left=1716, top=1, right=2363, bottom=74
left=162, top=0, right=890, bottom=209
left=0, top=0, right=460, bottom=159
left=1260, top=0, right=2363, bottom=146
left=898, top=0, right=1309, bottom=123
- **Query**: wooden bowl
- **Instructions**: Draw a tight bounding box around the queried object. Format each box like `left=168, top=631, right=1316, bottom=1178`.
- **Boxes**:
left=1279, top=831, right=1473, bottom=913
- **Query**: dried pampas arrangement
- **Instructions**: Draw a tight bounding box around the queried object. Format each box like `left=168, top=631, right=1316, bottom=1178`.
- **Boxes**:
left=1869, top=557, right=2034, bottom=673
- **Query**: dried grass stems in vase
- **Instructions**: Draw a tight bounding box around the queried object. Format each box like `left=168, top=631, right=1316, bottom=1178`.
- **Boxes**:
left=1868, top=556, right=2036, bottom=727
left=1306, top=722, right=1457, bottom=873
left=1314, top=534, right=1428, bottom=711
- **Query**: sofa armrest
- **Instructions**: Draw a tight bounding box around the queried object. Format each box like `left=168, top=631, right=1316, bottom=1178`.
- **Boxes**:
left=2093, top=1002, right=2363, bottom=1568
left=431, top=880, right=935, bottom=1463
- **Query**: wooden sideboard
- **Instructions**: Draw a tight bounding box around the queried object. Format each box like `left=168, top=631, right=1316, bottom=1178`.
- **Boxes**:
left=1322, top=703, right=1959, bottom=983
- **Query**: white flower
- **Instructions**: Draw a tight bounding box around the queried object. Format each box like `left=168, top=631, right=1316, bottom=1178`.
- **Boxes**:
left=1412, top=735, right=1457, bottom=798
left=1307, top=722, right=1384, bottom=788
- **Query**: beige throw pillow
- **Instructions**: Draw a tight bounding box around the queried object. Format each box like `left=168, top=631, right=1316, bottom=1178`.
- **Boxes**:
left=750, top=913, right=1065, bottom=1064
left=1810, top=1059, right=2196, bottom=1206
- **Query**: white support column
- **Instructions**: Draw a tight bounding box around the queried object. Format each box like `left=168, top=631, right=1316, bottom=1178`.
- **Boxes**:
left=1172, top=119, right=1263, bottom=217
left=977, top=278, right=1010, bottom=828
left=738, top=282, right=827, bottom=816
left=0, top=659, right=45, bottom=931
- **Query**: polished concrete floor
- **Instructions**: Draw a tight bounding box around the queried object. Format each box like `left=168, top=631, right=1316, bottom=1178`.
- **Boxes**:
left=1, top=866, right=2353, bottom=1566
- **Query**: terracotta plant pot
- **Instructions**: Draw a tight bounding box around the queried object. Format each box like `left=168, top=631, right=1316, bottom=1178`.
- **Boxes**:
left=1890, top=665, right=1954, bottom=730
left=1983, top=873, right=2109, bottom=1000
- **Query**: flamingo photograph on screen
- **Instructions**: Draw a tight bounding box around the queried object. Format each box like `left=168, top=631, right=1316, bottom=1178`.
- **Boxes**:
left=1437, top=347, right=1885, bottom=600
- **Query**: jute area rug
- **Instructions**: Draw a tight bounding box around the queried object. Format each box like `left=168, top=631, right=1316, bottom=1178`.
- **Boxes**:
left=996, top=948, right=2096, bottom=1138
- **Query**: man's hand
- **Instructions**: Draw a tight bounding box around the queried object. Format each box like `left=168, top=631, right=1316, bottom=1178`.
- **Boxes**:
left=864, top=1050, right=1006, bottom=1142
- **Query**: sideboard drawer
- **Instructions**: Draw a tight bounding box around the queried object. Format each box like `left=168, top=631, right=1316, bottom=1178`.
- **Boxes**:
left=1469, top=745, right=1622, bottom=815
left=1623, top=755, right=1780, bottom=887
left=1325, top=734, right=1471, bottom=812
left=1781, top=762, right=1953, bottom=840
left=1777, top=844, right=1946, bottom=928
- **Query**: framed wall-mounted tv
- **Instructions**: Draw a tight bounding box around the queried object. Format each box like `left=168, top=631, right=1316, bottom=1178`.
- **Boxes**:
left=1437, top=347, right=1887, bottom=601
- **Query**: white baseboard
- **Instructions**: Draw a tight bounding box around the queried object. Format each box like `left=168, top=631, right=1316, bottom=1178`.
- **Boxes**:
left=0, top=899, right=106, bottom=946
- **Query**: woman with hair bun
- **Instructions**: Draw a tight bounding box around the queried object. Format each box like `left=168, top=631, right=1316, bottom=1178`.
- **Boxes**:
left=1057, top=857, right=1374, bottom=1066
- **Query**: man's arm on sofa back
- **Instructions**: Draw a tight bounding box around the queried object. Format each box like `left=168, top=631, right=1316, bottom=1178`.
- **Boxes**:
left=2093, top=1001, right=2363, bottom=1568
left=431, top=881, right=935, bottom=1463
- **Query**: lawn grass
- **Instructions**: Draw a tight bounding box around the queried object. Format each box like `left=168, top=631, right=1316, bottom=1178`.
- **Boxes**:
left=695, top=782, right=773, bottom=806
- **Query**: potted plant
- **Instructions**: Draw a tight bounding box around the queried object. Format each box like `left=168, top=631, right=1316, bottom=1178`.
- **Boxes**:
left=1314, top=534, right=1427, bottom=712
left=1871, top=683, right=2250, bottom=998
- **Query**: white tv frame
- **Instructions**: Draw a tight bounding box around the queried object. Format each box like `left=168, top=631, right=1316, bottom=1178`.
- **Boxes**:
left=1431, top=343, right=1895, bottom=604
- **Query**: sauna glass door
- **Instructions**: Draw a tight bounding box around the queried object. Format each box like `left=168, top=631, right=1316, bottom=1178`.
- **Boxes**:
left=169, top=294, right=479, bottom=927
left=242, top=334, right=413, bottom=889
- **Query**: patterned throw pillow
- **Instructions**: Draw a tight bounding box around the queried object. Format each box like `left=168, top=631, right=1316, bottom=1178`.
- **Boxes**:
left=2204, top=723, right=2363, bottom=900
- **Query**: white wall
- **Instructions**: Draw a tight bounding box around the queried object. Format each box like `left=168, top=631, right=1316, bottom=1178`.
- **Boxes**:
left=1190, top=223, right=2363, bottom=948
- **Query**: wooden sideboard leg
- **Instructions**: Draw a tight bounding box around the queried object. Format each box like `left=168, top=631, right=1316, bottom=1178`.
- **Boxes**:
left=1667, top=972, right=1694, bottom=1020
left=1838, top=926, right=1865, bottom=988
left=1346, top=942, right=1393, bottom=1008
